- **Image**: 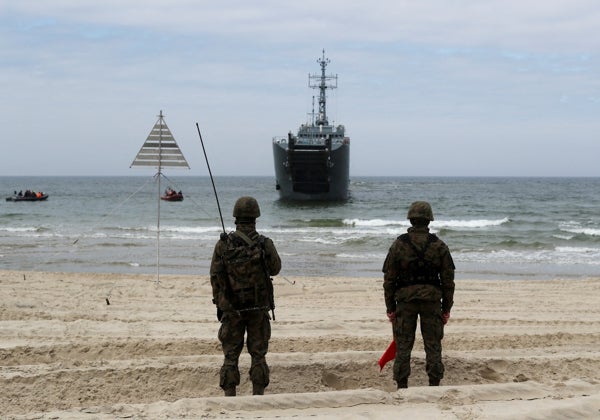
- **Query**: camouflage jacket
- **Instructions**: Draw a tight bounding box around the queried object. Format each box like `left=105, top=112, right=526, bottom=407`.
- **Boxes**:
left=210, top=223, right=281, bottom=311
left=382, top=226, right=455, bottom=313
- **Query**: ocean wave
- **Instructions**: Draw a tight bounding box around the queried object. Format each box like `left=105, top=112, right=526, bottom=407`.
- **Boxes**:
left=553, top=234, right=574, bottom=240
left=289, top=218, right=347, bottom=227
left=343, top=218, right=408, bottom=227
left=336, top=252, right=387, bottom=260
left=458, top=246, right=600, bottom=265
left=435, top=218, right=510, bottom=229
left=555, top=246, right=600, bottom=255
left=335, top=245, right=600, bottom=266
left=0, top=213, right=26, bottom=219
left=85, top=232, right=156, bottom=240
left=298, top=237, right=340, bottom=245
left=160, top=225, right=221, bottom=234
left=99, top=261, right=142, bottom=268
left=343, top=217, right=510, bottom=230
left=0, top=226, right=40, bottom=233
left=559, top=227, right=600, bottom=237
left=103, top=225, right=151, bottom=233
left=101, top=225, right=222, bottom=235
left=558, top=221, right=600, bottom=237
left=93, top=242, right=145, bottom=248
left=73, top=218, right=515, bottom=241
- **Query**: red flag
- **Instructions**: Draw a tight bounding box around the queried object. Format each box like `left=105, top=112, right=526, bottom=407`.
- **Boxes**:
left=378, top=340, right=396, bottom=371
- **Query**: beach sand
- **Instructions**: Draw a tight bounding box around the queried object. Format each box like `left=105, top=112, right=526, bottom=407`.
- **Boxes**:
left=1, top=270, right=600, bottom=419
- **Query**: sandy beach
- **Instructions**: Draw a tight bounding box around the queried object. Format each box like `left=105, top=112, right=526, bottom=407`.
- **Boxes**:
left=1, top=270, right=600, bottom=419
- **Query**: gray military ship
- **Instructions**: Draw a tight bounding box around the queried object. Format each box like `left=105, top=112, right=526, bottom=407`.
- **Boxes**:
left=273, top=51, right=350, bottom=201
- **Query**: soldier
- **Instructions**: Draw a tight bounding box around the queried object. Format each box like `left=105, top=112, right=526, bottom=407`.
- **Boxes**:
left=382, top=201, right=455, bottom=388
left=210, top=196, right=281, bottom=396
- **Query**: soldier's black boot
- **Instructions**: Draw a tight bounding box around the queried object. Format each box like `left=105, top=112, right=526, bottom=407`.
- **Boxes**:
left=397, top=378, right=408, bottom=389
left=224, top=387, right=236, bottom=396
left=252, top=383, right=265, bottom=395
left=429, top=378, right=440, bottom=386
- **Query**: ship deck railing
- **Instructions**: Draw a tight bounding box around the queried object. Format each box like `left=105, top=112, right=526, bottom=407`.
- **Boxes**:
left=273, top=136, right=347, bottom=146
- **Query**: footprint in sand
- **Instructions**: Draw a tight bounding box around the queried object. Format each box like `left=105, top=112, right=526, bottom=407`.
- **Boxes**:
left=478, top=366, right=503, bottom=381
left=321, top=371, right=358, bottom=390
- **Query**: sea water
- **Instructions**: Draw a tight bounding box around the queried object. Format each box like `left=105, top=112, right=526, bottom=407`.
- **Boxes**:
left=1, top=176, right=599, bottom=280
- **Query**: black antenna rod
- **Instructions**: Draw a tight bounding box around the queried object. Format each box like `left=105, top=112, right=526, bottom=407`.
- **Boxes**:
left=196, top=123, right=226, bottom=235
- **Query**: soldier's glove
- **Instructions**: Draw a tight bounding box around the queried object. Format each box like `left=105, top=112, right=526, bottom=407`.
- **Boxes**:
left=217, top=307, right=223, bottom=321
left=441, top=312, right=450, bottom=325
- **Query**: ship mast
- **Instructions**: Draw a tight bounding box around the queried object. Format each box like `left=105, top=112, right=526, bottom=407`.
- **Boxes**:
left=309, top=49, right=337, bottom=126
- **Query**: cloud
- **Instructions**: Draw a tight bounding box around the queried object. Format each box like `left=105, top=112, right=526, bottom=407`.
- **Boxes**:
left=1, top=1, right=599, bottom=176
left=6, top=1, right=600, bottom=48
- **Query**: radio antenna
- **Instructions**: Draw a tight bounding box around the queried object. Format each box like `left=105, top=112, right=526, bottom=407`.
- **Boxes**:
left=196, top=123, right=226, bottom=236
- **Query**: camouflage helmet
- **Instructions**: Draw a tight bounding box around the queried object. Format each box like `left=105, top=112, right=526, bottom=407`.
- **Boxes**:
left=233, top=196, right=261, bottom=218
left=407, top=201, right=434, bottom=221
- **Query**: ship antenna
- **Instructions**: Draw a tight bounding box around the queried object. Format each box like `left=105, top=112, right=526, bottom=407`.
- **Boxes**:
left=309, top=49, right=337, bottom=126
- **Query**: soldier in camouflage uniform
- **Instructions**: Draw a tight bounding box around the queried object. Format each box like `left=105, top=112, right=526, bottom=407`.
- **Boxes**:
left=210, top=196, right=281, bottom=396
left=382, top=201, right=455, bottom=388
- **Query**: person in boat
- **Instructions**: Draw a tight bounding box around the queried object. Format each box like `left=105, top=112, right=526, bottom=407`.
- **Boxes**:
left=18, top=191, right=23, bottom=196
left=382, top=201, right=455, bottom=389
left=210, top=196, right=281, bottom=396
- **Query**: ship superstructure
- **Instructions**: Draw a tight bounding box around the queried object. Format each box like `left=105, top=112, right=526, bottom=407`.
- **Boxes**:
left=273, top=50, right=350, bottom=200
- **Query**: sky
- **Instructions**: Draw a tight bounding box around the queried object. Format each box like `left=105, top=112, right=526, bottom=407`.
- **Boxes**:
left=1, top=0, right=599, bottom=177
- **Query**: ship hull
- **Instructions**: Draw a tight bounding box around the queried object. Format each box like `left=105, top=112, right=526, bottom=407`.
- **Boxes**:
left=273, top=141, right=349, bottom=201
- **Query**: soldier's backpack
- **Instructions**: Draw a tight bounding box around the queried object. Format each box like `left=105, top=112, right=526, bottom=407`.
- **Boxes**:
left=221, top=231, right=273, bottom=310
left=398, top=233, right=441, bottom=287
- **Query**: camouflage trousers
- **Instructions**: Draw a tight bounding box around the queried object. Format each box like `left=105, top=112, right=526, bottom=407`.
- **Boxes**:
left=392, top=299, right=444, bottom=383
left=218, top=309, right=271, bottom=390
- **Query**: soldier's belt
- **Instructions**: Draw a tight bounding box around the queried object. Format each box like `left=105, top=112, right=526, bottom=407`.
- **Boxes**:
left=396, top=277, right=441, bottom=288
left=237, top=305, right=270, bottom=312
